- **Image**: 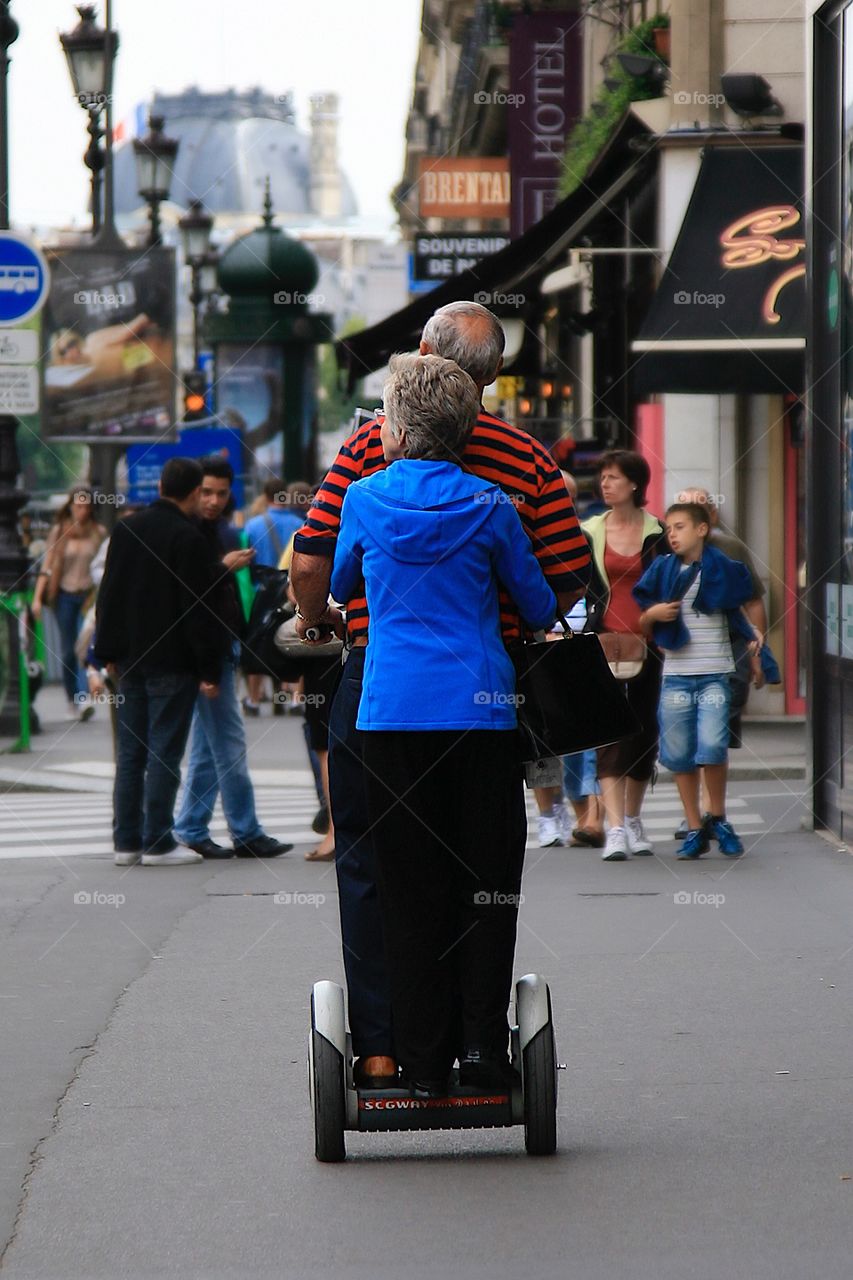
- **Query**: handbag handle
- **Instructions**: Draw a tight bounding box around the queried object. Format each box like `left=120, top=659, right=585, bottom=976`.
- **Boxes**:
left=530, top=613, right=575, bottom=644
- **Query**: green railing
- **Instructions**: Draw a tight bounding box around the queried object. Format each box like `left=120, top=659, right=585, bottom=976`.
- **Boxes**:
left=0, top=591, right=32, bottom=753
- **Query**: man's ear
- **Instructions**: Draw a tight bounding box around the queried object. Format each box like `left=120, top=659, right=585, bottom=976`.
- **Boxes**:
left=494, top=355, right=504, bottom=378
left=419, top=339, right=430, bottom=355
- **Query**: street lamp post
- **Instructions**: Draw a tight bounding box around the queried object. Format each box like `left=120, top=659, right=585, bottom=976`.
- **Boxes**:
left=0, top=1, right=31, bottom=744
left=133, top=114, right=179, bottom=247
left=60, top=5, right=116, bottom=236
left=0, top=0, right=18, bottom=230
left=178, top=199, right=214, bottom=367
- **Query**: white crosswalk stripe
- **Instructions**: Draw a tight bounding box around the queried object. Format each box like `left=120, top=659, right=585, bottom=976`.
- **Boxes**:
left=0, top=786, right=322, bottom=860
left=0, top=775, right=770, bottom=860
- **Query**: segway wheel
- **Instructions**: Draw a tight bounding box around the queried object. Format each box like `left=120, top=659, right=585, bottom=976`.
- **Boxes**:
left=310, top=1027, right=346, bottom=1162
left=522, top=1020, right=558, bottom=1156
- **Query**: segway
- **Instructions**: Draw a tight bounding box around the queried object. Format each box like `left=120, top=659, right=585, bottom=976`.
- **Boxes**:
left=308, top=974, right=560, bottom=1162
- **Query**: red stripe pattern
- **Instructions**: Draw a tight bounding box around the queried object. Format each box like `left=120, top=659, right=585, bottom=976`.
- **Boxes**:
left=294, top=413, right=591, bottom=642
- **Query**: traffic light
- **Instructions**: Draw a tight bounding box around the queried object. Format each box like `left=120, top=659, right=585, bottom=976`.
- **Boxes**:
left=182, top=371, right=208, bottom=423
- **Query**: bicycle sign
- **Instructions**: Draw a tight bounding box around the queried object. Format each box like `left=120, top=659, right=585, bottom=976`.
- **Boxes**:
left=0, top=233, right=50, bottom=325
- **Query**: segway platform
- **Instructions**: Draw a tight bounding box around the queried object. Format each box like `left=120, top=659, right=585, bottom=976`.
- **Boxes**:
left=308, top=975, right=560, bottom=1161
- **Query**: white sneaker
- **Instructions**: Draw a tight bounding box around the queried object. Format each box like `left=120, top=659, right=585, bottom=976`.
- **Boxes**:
left=625, top=815, right=653, bottom=856
left=114, top=851, right=141, bottom=866
left=553, top=803, right=573, bottom=845
left=78, top=698, right=95, bottom=722
left=602, top=827, right=630, bottom=861
left=538, top=813, right=562, bottom=848
left=141, top=849, right=204, bottom=866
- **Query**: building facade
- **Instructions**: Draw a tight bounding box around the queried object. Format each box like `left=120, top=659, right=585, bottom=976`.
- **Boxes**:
left=806, top=0, right=853, bottom=833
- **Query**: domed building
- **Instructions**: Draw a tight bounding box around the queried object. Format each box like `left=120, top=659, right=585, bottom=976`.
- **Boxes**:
left=113, top=86, right=358, bottom=227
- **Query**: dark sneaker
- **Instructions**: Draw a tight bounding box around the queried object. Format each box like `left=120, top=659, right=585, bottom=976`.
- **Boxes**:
left=458, top=1050, right=520, bottom=1092
left=183, top=838, right=233, bottom=860
left=677, top=828, right=710, bottom=859
left=674, top=812, right=712, bottom=841
left=233, top=834, right=293, bottom=858
left=241, top=698, right=260, bottom=718
left=708, top=817, right=744, bottom=856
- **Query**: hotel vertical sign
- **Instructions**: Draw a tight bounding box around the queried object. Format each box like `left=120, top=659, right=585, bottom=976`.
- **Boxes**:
left=508, top=12, right=582, bottom=236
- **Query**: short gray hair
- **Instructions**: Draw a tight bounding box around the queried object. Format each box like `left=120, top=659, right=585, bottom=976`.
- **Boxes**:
left=421, top=301, right=505, bottom=386
left=383, top=353, right=480, bottom=462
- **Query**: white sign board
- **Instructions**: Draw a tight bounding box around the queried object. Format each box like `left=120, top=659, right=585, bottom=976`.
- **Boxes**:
left=0, top=366, right=39, bottom=414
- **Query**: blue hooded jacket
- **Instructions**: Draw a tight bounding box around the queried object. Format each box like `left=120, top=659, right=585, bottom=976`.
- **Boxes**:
left=331, top=459, right=557, bottom=730
left=632, top=543, right=754, bottom=650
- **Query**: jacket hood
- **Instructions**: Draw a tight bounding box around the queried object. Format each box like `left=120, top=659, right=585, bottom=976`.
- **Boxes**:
left=351, top=460, right=498, bottom=564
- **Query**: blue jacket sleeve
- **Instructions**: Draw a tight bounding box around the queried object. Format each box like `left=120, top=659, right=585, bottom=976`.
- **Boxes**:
left=632, top=557, right=666, bottom=611
left=491, top=496, right=557, bottom=630
left=330, top=491, right=364, bottom=604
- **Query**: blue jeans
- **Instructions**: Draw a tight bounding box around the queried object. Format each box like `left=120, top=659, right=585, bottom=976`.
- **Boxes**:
left=173, top=646, right=263, bottom=845
left=658, top=674, right=732, bottom=773
left=53, top=589, right=88, bottom=702
left=113, top=667, right=199, bottom=854
left=562, top=749, right=600, bottom=802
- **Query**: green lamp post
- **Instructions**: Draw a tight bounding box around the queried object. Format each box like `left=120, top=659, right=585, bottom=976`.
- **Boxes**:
left=204, top=186, right=332, bottom=483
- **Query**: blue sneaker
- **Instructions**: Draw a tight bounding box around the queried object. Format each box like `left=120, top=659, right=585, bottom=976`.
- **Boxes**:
left=677, top=828, right=710, bottom=859
left=708, top=817, right=744, bottom=856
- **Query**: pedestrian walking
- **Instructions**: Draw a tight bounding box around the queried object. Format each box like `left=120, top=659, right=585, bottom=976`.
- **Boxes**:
left=31, top=488, right=106, bottom=721
left=172, top=456, right=293, bottom=861
left=95, top=458, right=222, bottom=868
left=634, top=501, right=755, bottom=858
left=290, top=300, right=590, bottom=1088
left=583, top=450, right=668, bottom=861
left=331, top=354, right=558, bottom=1095
left=672, top=486, right=770, bottom=840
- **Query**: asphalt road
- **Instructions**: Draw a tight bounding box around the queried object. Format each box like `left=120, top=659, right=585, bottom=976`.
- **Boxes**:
left=2, top=778, right=852, bottom=1280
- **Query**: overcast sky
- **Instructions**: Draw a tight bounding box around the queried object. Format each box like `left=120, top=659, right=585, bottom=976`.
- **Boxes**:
left=7, top=0, right=422, bottom=232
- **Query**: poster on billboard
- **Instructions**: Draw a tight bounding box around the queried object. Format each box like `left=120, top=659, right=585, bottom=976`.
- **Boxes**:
left=42, top=245, right=176, bottom=440
left=508, top=13, right=582, bottom=236
left=215, top=343, right=284, bottom=474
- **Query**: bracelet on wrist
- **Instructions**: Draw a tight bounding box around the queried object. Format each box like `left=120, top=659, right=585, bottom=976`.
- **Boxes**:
left=295, top=605, right=326, bottom=624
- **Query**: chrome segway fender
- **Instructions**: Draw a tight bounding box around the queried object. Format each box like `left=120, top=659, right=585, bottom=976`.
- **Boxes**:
left=515, top=973, right=552, bottom=1051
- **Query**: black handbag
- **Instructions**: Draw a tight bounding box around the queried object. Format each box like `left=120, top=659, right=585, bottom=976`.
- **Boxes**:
left=512, top=622, right=642, bottom=763
left=240, top=566, right=296, bottom=679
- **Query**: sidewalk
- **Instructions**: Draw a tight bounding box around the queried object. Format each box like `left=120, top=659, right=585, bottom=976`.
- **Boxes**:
left=0, top=686, right=807, bottom=792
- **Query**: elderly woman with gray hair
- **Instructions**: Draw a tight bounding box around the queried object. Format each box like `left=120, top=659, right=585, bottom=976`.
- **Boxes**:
left=331, top=353, right=557, bottom=1099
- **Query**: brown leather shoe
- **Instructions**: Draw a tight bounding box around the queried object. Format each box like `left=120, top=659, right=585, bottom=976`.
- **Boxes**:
left=353, top=1055, right=398, bottom=1089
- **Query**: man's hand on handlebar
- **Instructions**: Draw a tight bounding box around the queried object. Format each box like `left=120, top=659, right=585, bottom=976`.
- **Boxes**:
left=295, top=604, right=345, bottom=645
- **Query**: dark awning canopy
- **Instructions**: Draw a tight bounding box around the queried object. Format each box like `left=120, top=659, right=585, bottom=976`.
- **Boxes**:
left=632, top=143, right=805, bottom=395
left=336, top=113, right=655, bottom=392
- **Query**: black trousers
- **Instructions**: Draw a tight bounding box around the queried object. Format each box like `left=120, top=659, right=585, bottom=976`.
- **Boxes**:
left=362, top=729, right=527, bottom=1082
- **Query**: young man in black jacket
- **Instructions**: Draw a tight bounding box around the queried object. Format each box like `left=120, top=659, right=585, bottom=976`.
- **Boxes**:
left=172, top=455, right=293, bottom=860
left=95, top=457, right=221, bottom=867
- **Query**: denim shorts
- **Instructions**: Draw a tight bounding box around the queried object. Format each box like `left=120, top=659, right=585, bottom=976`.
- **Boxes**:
left=562, top=749, right=600, bottom=801
left=658, top=674, right=732, bottom=773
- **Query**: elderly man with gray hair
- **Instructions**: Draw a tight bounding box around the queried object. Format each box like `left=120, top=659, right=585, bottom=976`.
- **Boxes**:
left=331, top=353, right=558, bottom=1095
left=290, top=300, right=590, bottom=1091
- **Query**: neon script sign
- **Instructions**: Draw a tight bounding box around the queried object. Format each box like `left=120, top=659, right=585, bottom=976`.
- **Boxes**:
left=719, top=205, right=805, bottom=324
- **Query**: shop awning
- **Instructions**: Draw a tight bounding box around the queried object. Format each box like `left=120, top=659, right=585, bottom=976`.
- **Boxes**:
left=631, top=143, right=805, bottom=394
left=336, top=112, right=655, bottom=392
